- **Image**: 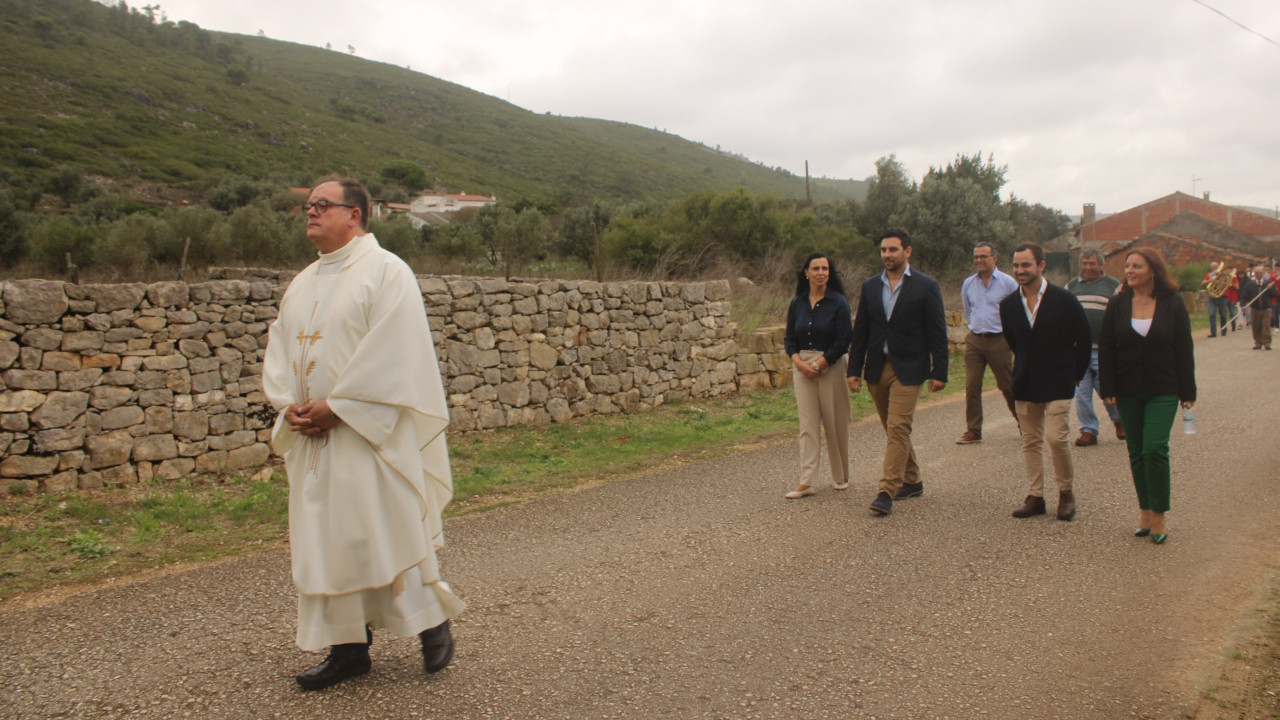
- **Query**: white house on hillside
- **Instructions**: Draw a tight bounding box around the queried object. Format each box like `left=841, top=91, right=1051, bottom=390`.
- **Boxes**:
left=411, top=192, right=496, bottom=214
left=404, top=191, right=497, bottom=229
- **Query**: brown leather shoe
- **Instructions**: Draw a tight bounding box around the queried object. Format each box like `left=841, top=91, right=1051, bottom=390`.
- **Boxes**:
left=1011, top=495, right=1046, bottom=518
left=1114, top=422, right=1125, bottom=440
left=956, top=430, right=982, bottom=445
left=1057, top=490, right=1077, bottom=521
left=1074, top=432, right=1097, bottom=447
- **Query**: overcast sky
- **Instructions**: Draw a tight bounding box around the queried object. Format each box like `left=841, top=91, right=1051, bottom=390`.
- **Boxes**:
left=149, top=0, right=1280, bottom=216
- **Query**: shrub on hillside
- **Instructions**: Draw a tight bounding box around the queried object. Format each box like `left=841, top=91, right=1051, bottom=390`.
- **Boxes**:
left=369, top=216, right=422, bottom=261
left=164, top=206, right=230, bottom=267
left=215, top=201, right=308, bottom=266
left=426, top=222, right=484, bottom=262
left=29, top=215, right=102, bottom=274
left=98, top=214, right=174, bottom=275
left=205, top=176, right=268, bottom=213
left=0, top=190, right=25, bottom=265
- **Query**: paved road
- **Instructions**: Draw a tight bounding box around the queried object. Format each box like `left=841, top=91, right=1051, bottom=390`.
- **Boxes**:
left=3, top=332, right=1279, bottom=719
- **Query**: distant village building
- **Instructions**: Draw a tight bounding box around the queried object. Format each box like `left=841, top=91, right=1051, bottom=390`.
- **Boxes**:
left=294, top=187, right=497, bottom=228
left=405, top=191, right=497, bottom=230
left=1073, top=191, right=1280, bottom=277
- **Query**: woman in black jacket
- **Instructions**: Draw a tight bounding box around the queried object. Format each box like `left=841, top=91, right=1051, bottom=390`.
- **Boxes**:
left=1098, top=247, right=1196, bottom=544
left=782, top=253, right=853, bottom=499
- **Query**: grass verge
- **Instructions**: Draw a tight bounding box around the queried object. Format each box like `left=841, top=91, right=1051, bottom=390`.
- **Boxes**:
left=0, top=473, right=289, bottom=602
left=0, top=348, right=958, bottom=604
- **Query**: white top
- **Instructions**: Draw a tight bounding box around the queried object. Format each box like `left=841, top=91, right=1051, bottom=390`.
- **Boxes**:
left=1022, top=277, right=1048, bottom=327
left=1131, top=317, right=1153, bottom=337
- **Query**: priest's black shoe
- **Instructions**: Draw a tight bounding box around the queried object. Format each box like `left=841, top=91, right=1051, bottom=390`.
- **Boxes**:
left=295, top=642, right=372, bottom=691
left=419, top=620, right=455, bottom=674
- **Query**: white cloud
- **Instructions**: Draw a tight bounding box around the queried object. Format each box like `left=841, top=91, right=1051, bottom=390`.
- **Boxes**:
left=151, top=0, right=1280, bottom=213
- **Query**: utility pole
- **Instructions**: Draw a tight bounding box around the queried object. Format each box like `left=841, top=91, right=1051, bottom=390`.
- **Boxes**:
left=1191, top=174, right=1201, bottom=195
left=804, top=160, right=811, bottom=205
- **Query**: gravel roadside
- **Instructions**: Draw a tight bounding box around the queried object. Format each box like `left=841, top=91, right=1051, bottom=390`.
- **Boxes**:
left=2, top=332, right=1277, bottom=719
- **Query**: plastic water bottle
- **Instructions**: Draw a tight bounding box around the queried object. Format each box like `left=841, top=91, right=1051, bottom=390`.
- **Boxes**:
left=1182, top=408, right=1197, bottom=435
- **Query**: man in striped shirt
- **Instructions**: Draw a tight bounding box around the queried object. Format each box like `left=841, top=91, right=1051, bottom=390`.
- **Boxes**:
left=1065, top=249, right=1123, bottom=446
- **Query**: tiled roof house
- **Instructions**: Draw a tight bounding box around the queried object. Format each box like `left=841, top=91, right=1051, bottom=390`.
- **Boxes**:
left=1076, top=191, right=1280, bottom=276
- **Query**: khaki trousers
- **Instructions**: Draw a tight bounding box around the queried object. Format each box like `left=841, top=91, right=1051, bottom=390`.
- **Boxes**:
left=963, top=332, right=1016, bottom=434
left=1251, top=308, right=1272, bottom=348
left=793, top=351, right=851, bottom=488
left=1015, top=399, right=1074, bottom=497
left=867, top=361, right=921, bottom=495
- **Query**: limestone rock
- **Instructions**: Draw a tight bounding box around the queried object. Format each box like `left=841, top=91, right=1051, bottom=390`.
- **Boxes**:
left=3, top=280, right=68, bottom=324
left=84, top=283, right=146, bottom=312
left=87, top=429, right=134, bottom=468
left=0, top=339, right=18, bottom=369
left=31, top=391, right=89, bottom=429
left=101, top=406, right=145, bottom=430
left=1, top=455, right=59, bottom=478
left=132, top=434, right=178, bottom=462
left=146, top=281, right=189, bottom=308
left=90, top=386, right=134, bottom=410
left=33, top=427, right=86, bottom=453
left=0, top=390, right=46, bottom=413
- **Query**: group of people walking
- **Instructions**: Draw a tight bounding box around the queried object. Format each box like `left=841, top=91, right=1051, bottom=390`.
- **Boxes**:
left=1203, top=261, right=1279, bottom=350
left=784, top=232, right=1197, bottom=545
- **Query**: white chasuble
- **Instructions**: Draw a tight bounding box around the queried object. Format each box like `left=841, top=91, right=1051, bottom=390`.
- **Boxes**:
left=263, top=233, right=464, bottom=649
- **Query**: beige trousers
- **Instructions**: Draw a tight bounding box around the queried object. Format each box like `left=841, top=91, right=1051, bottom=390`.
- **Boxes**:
left=793, top=350, right=850, bottom=488
left=1015, top=399, right=1074, bottom=497
left=867, top=361, right=921, bottom=495
left=963, top=332, right=1016, bottom=434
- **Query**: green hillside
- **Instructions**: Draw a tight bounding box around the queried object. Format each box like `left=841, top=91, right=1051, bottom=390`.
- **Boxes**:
left=0, top=0, right=867, bottom=207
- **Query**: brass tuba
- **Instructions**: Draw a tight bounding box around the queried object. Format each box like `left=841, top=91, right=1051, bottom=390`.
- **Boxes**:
left=1206, top=261, right=1234, bottom=298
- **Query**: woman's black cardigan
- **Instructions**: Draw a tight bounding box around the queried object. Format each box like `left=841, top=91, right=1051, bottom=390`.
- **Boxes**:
left=1098, top=291, right=1196, bottom=402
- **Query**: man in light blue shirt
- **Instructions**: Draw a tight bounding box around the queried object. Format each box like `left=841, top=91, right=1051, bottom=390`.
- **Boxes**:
left=957, top=242, right=1019, bottom=444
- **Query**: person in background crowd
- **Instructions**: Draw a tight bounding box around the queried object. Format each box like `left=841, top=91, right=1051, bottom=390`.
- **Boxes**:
left=1270, top=267, right=1279, bottom=330
left=1099, top=247, right=1196, bottom=545
left=1067, top=249, right=1124, bottom=446
left=1223, top=265, right=1241, bottom=333
left=846, top=229, right=949, bottom=516
left=956, top=242, right=1018, bottom=445
left=1201, top=261, right=1236, bottom=338
left=1239, top=265, right=1278, bottom=350
left=999, top=243, right=1093, bottom=522
left=782, top=253, right=853, bottom=499
left=1235, top=267, right=1250, bottom=328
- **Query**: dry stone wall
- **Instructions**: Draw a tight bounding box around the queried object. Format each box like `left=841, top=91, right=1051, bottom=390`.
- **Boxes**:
left=0, top=276, right=284, bottom=493
left=422, top=276, right=739, bottom=429
left=0, top=272, right=765, bottom=493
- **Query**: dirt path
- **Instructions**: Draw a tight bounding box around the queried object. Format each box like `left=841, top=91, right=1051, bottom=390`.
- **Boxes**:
left=2, top=332, right=1278, bottom=719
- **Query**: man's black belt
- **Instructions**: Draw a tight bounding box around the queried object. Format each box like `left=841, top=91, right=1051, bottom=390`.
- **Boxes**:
left=971, top=331, right=1002, bottom=338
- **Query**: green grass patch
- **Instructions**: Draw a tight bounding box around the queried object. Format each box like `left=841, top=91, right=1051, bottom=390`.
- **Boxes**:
left=0, top=355, right=965, bottom=602
left=0, top=472, right=291, bottom=601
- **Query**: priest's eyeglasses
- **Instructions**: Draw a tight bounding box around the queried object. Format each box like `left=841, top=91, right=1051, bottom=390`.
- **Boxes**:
left=301, top=199, right=355, bottom=214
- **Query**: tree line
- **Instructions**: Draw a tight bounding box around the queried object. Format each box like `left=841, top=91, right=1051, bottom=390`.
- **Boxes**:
left=0, top=152, right=1070, bottom=282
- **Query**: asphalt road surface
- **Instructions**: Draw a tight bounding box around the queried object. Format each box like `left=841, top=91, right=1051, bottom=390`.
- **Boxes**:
left=3, top=331, right=1278, bottom=719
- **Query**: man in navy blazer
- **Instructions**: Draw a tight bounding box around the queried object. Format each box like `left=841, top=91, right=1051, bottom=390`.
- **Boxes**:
left=847, top=228, right=949, bottom=516
left=998, top=243, right=1092, bottom=521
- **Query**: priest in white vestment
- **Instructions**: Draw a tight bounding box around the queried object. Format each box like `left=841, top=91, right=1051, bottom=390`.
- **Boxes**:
left=263, top=178, right=465, bottom=691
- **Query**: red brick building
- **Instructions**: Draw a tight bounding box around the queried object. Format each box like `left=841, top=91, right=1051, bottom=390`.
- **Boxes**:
left=1076, top=192, right=1280, bottom=277
left=1080, top=191, right=1280, bottom=244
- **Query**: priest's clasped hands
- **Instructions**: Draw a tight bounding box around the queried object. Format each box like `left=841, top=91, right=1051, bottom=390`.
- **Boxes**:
left=285, top=399, right=342, bottom=438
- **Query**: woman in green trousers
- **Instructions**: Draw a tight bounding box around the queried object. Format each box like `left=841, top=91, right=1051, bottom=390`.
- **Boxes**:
left=1098, top=247, right=1196, bottom=544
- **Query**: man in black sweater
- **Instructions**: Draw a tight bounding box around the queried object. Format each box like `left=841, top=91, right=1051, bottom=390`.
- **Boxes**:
left=998, top=243, right=1092, bottom=521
